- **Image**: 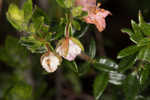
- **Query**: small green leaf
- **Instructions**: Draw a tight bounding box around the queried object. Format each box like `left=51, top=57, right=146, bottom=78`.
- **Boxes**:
left=88, top=37, right=96, bottom=58
left=140, top=23, right=150, bottom=36
left=118, top=54, right=137, bottom=72
left=138, top=38, right=150, bottom=47
left=64, top=0, right=74, bottom=8
left=29, top=16, right=45, bottom=34
left=117, top=45, right=140, bottom=59
left=131, top=20, right=144, bottom=42
left=121, top=28, right=139, bottom=43
left=137, top=47, right=150, bottom=63
left=123, top=72, right=140, bottom=100
left=32, top=6, right=50, bottom=24
left=138, top=11, right=145, bottom=25
left=56, top=0, right=66, bottom=8
left=108, top=71, right=125, bottom=85
left=78, top=25, right=89, bottom=38
left=71, top=6, right=83, bottom=17
left=139, top=63, right=150, bottom=86
left=93, top=72, right=109, bottom=100
left=138, top=11, right=150, bottom=36
left=23, top=0, right=33, bottom=22
left=6, top=4, right=25, bottom=31
left=63, top=60, right=78, bottom=73
left=19, top=35, right=47, bottom=53
left=121, top=28, right=134, bottom=36
left=93, top=57, right=118, bottom=72
left=72, top=20, right=81, bottom=31
left=78, top=62, right=90, bottom=76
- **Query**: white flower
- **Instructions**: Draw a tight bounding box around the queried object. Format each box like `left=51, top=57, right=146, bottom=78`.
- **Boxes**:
left=56, top=37, right=84, bottom=61
left=40, top=52, right=61, bottom=73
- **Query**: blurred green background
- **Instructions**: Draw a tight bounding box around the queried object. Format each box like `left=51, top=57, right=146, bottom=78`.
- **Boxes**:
left=1, top=0, right=150, bottom=100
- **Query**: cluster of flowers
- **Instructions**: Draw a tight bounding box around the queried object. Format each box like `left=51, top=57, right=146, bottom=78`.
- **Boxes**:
left=41, top=0, right=111, bottom=73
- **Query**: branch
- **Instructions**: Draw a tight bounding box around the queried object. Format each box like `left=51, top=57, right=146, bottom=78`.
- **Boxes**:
left=94, top=29, right=106, bottom=56
left=0, top=0, right=3, bottom=17
left=55, top=68, right=63, bottom=100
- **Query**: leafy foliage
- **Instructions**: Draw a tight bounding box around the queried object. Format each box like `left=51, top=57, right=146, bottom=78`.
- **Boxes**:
left=3, top=0, right=150, bottom=100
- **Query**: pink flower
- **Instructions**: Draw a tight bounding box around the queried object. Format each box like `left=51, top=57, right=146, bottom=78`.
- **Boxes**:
left=56, top=37, right=84, bottom=61
left=40, top=52, right=62, bottom=73
left=75, top=0, right=111, bottom=32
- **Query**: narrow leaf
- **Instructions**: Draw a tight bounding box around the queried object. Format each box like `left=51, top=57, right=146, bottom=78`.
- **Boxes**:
left=123, top=72, right=140, bottom=100
left=117, top=45, right=140, bottom=59
left=88, top=37, right=96, bottom=58
left=93, top=57, right=118, bottom=72
left=131, top=20, right=144, bottom=42
left=138, top=38, right=150, bottom=47
left=137, top=47, right=150, bottom=63
left=118, top=54, right=137, bottom=72
left=93, top=72, right=109, bottom=100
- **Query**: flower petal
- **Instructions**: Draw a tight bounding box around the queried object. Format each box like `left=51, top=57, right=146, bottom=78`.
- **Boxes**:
left=41, top=52, right=61, bottom=73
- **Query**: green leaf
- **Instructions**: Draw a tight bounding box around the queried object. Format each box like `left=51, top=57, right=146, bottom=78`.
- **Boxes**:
left=138, top=11, right=150, bottom=36
left=121, top=28, right=134, bottom=36
left=138, top=38, right=150, bottom=47
left=121, top=28, right=138, bottom=43
left=64, top=0, right=74, bottom=8
left=63, top=60, right=78, bottom=73
left=88, top=37, right=96, bottom=58
left=93, top=57, right=118, bottom=72
left=137, top=47, right=150, bottom=63
left=117, top=45, right=140, bottom=59
left=118, top=54, right=137, bottom=72
left=140, top=23, right=150, bottom=36
left=78, top=25, right=89, bottom=38
left=138, top=11, right=145, bottom=25
left=71, top=6, right=83, bottom=17
left=23, top=0, right=33, bottom=23
left=32, top=6, right=50, bottom=25
left=72, top=20, right=81, bottom=31
left=19, top=35, right=47, bottom=53
left=108, top=71, right=125, bottom=85
left=56, top=0, right=66, bottom=8
left=29, top=16, right=45, bottom=34
left=123, top=72, right=140, bottom=100
left=6, top=4, right=25, bottom=31
left=139, top=63, right=150, bottom=86
left=78, top=62, right=90, bottom=76
left=93, top=72, right=109, bottom=100
left=131, top=20, right=144, bottom=42
left=6, top=82, right=32, bottom=100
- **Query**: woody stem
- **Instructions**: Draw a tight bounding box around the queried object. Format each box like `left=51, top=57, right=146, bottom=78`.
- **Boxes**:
left=65, top=23, right=70, bottom=38
left=45, top=43, right=51, bottom=52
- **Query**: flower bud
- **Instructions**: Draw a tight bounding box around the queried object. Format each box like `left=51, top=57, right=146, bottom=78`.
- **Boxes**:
left=56, top=37, right=84, bottom=61
left=40, top=52, right=62, bottom=73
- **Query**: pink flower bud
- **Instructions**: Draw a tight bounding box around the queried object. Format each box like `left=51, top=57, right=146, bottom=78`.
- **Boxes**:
left=41, top=52, right=62, bottom=73
left=56, top=37, right=84, bottom=61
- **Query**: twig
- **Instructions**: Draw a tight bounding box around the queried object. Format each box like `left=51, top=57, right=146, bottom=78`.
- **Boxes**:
left=79, top=52, right=92, bottom=61
left=63, top=89, right=94, bottom=100
left=94, top=29, right=106, bottom=56
left=0, top=0, right=3, bottom=17
left=55, top=68, right=63, bottom=100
